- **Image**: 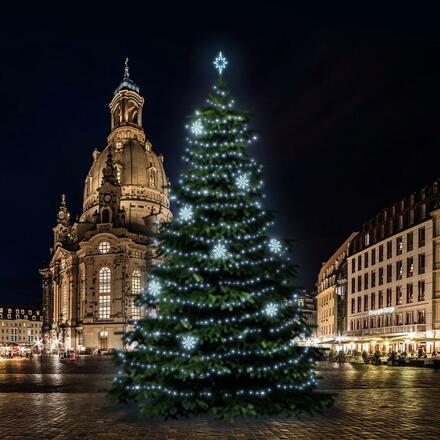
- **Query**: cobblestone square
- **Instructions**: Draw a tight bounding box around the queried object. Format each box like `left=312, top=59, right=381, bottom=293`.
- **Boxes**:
left=0, top=358, right=438, bottom=439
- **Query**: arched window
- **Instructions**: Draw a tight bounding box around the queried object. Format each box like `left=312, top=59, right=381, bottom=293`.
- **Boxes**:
left=132, top=110, right=138, bottom=125
left=99, top=267, right=111, bottom=319
left=149, top=169, right=156, bottom=188
left=85, top=176, right=90, bottom=196
left=127, top=100, right=138, bottom=124
left=99, top=267, right=111, bottom=293
left=101, top=208, right=111, bottom=224
left=132, top=270, right=141, bottom=294
left=113, top=104, right=121, bottom=127
left=115, top=164, right=123, bottom=183
left=62, top=282, right=68, bottom=320
left=98, top=241, right=111, bottom=254
left=131, top=269, right=142, bottom=319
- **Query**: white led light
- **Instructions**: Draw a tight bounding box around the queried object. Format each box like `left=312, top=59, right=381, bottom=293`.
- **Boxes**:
left=235, top=173, right=250, bottom=191
left=178, top=205, right=193, bottom=222
left=264, top=302, right=279, bottom=318
left=213, top=51, right=228, bottom=75
left=148, top=279, right=161, bottom=297
left=268, top=238, right=282, bottom=254
left=181, top=335, right=198, bottom=351
left=191, top=119, right=204, bottom=136
left=211, top=242, right=228, bottom=260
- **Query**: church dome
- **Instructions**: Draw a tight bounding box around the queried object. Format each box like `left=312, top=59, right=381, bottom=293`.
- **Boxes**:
left=80, top=62, right=171, bottom=234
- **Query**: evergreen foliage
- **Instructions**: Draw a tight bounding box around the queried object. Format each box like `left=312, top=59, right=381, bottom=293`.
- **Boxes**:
left=111, top=57, right=333, bottom=419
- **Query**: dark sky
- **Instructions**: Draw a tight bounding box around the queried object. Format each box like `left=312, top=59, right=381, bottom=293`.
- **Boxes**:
left=1, top=3, right=440, bottom=305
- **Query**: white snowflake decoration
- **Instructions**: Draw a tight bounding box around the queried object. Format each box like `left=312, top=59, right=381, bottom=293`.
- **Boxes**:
left=178, top=205, right=193, bottom=222
left=264, top=302, right=279, bottom=318
left=268, top=238, right=282, bottom=254
left=213, top=51, right=228, bottom=75
left=211, top=242, right=228, bottom=260
left=235, top=173, right=250, bottom=191
left=191, top=119, right=204, bottom=136
left=181, top=335, right=198, bottom=351
left=148, top=279, right=161, bottom=297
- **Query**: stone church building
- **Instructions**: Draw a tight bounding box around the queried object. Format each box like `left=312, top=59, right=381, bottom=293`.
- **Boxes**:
left=40, top=62, right=172, bottom=351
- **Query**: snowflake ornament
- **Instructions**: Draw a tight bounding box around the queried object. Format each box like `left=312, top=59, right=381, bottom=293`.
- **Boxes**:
left=148, top=279, right=161, bottom=297
left=235, top=173, right=250, bottom=191
left=213, top=51, right=228, bottom=75
left=191, top=119, right=204, bottom=136
left=178, top=205, right=193, bottom=222
left=181, top=335, right=198, bottom=351
left=263, top=302, right=279, bottom=318
left=268, top=238, right=282, bottom=255
left=211, top=242, right=228, bottom=260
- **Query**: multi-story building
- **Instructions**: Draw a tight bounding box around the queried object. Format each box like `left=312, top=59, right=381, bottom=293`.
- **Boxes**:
left=316, top=233, right=357, bottom=345
left=347, top=179, right=440, bottom=354
left=40, top=61, right=171, bottom=352
left=0, top=305, right=43, bottom=346
left=298, top=290, right=317, bottom=338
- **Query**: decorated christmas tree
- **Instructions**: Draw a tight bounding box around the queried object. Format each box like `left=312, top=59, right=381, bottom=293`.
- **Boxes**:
left=111, top=52, right=333, bottom=418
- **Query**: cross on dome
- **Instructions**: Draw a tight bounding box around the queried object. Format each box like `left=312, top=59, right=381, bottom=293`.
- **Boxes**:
left=124, top=57, right=129, bottom=78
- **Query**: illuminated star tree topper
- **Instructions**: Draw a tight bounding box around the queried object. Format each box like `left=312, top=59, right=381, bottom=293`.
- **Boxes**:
left=111, top=49, right=332, bottom=420
left=213, top=51, right=228, bottom=75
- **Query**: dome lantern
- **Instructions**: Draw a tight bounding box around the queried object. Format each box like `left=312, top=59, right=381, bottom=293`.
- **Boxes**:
left=108, top=58, right=145, bottom=145
left=81, top=62, right=172, bottom=234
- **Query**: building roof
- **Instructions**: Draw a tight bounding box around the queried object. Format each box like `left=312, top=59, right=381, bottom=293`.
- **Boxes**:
left=0, top=305, right=42, bottom=321
left=350, top=178, right=440, bottom=255
left=114, top=58, right=140, bottom=95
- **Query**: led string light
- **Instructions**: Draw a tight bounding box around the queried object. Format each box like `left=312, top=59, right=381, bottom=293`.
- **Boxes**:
left=118, top=349, right=310, bottom=380
left=166, top=224, right=274, bottom=243
left=177, top=182, right=264, bottom=199
left=153, top=299, right=297, bottom=327
left=146, top=285, right=278, bottom=310
left=143, top=295, right=300, bottom=319
left=184, top=148, right=245, bottom=160
left=114, top=51, right=320, bottom=410
left=118, top=379, right=316, bottom=399
left=137, top=338, right=298, bottom=361
left=160, top=238, right=270, bottom=259
left=181, top=158, right=260, bottom=172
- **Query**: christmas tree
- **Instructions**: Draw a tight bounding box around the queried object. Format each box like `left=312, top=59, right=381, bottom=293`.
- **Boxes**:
left=111, top=52, right=333, bottom=418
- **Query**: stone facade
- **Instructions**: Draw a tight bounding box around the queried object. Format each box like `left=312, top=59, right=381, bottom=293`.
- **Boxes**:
left=0, top=305, right=43, bottom=346
left=316, top=233, right=356, bottom=344
left=345, top=179, right=440, bottom=354
left=40, top=62, right=171, bottom=351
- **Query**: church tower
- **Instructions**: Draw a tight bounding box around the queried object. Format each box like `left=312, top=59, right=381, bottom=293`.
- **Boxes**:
left=40, top=61, right=171, bottom=351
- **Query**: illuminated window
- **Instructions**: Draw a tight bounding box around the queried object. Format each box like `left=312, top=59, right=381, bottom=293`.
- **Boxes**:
left=149, top=170, right=156, bottom=188
left=132, top=270, right=141, bottom=294
left=99, top=267, right=111, bottom=293
left=131, top=270, right=142, bottom=319
left=62, top=282, right=68, bottom=320
left=115, top=164, right=123, bottom=183
left=99, top=296, right=111, bottom=319
left=98, top=241, right=111, bottom=254
left=132, top=298, right=141, bottom=320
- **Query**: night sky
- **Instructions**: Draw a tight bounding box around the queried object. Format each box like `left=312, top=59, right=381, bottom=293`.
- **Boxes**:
left=1, top=4, right=440, bottom=305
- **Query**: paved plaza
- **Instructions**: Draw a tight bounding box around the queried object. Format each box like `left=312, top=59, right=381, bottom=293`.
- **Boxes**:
left=0, top=357, right=438, bottom=439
